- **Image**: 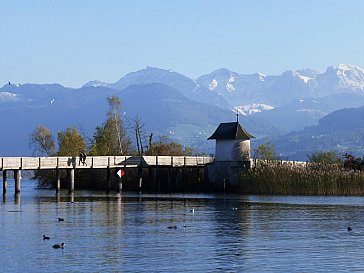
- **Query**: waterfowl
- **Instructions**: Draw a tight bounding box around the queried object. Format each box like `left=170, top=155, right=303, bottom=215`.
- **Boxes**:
left=43, top=235, right=50, bottom=240
left=167, top=226, right=177, bottom=229
left=52, top=243, right=65, bottom=249
left=189, top=208, right=195, bottom=213
left=348, top=227, right=352, bottom=232
left=58, top=218, right=64, bottom=222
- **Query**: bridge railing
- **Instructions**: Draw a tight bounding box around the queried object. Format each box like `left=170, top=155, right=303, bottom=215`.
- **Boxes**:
left=0, top=155, right=215, bottom=170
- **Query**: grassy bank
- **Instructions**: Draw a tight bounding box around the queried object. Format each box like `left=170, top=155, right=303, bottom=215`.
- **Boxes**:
left=238, top=161, right=364, bottom=195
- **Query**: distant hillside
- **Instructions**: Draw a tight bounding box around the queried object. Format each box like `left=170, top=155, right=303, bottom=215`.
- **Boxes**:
left=0, top=82, right=277, bottom=155
left=269, top=105, right=364, bottom=160
left=2, top=64, right=364, bottom=156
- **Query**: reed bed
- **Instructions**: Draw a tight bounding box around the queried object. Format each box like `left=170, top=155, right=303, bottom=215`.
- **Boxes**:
left=238, top=161, right=364, bottom=195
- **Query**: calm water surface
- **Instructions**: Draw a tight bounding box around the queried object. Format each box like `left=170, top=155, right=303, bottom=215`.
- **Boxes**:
left=2, top=180, right=364, bottom=272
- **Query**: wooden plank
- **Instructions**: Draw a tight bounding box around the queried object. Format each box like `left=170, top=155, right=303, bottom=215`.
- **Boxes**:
left=172, top=156, right=184, bottom=167
left=92, top=156, right=109, bottom=168
left=40, top=157, right=58, bottom=169
left=196, top=157, right=206, bottom=165
left=22, top=157, right=40, bottom=169
left=2, top=157, right=21, bottom=169
left=143, top=156, right=157, bottom=166
left=157, top=156, right=172, bottom=166
left=185, top=157, right=197, bottom=166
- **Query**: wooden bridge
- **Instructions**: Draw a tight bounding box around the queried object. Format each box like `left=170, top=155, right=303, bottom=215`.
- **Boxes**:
left=1, top=155, right=214, bottom=194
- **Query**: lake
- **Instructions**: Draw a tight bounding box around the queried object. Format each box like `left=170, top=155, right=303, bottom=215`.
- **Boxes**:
left=2, top=180, right=364, bottom=272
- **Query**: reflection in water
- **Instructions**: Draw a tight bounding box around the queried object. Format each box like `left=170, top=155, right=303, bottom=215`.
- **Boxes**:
left=68, top=192, right=75, bottom=203
left=14, top=193, right=20, bottom=205
left=3, top=181, right=364, bottom=272
left=55, top=192, right=60, bottom=203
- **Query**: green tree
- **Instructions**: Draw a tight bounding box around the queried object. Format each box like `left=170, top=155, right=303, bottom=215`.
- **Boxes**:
left=58, top=127, right=86, bottom=156
left=308, top=151, right=341, bottom=164
left=90, top=96, right=132, bottom=155
left=253, top=140, right=279, bottom=160
left=29, top=125, right=55, bottom=156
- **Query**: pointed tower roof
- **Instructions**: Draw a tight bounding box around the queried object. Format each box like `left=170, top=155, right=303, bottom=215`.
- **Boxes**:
left=208, top=122, right=254, bottom=140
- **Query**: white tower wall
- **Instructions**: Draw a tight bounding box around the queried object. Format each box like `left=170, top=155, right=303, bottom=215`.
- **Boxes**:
left=215, top=139, right=251, bottom=161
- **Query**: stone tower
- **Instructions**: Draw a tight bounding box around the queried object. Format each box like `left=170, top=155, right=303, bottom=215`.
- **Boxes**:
left=205, top=119, right=254, bottom=190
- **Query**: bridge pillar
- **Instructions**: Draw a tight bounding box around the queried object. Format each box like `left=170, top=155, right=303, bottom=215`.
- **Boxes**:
left=150, top=168, right=157, bottom=192
left=167, top=168, right=172, bottom=191
left=175, top=168, right=182, bottom=191
left=56, top=168, right=61, bottom=192
left=106, top=167, right=111, bottom=193
left=90, top=168, right=95, bottom=188
left=138, top=168, right=143, bottom=192
left=67, top=168, right=75, bottom=192
left=14, top=170, right=21, bottom=193
left=2, top=170, right=7, bottom=194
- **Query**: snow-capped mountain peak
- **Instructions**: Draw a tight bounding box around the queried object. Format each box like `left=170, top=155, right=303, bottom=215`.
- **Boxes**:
left=256, top=72, right=265, bottom=81
left=234, top=103, right=274, bottom=115
left=318, top=64, right=364, bottom=91
left=0, top=92, right=19, bottom=102
left=226, top=76, right=235, bottom=92
left=82, top=80, right=109, bottom=88
left=209, top=79, right=218, bottom=91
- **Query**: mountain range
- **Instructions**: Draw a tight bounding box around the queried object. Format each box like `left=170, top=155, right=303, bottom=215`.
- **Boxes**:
left=1, top=64, right=364, bottom=159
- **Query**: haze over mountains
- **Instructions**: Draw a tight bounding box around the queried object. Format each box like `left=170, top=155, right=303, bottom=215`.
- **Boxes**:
left=2, top=64, right=364, bottom=159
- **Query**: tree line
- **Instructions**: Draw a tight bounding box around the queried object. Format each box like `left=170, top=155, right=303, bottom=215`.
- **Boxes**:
left=30, top=96, right=193, bottom=158
left=30, top=96, right=193, bottom=189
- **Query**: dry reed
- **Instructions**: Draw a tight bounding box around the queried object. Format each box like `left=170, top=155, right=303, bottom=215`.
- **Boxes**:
left=238, top=161, right=364, bottom=195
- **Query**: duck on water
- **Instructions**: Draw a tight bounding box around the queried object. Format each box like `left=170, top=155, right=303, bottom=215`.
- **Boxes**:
left=52, top=243, right=65, bottom=249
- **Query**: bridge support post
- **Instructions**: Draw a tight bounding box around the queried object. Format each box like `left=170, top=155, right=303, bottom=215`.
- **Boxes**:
left=138, top=168, right=143, bottom=192
left=67, top=168, right=75, bottom=192
left=14, top=170, right=21, bottom=193
left=106, top=167, right=111, bottom=193
left=176, top=168, right=182, bottom=191
left=2, top=170, right=7, bottom=194
left=90, top=168, right=94, bottom=188
left=167, top=168, right=172, bottom=191
left=56, top=168, right=61, bottom=192
left=150, top=168, right=157, bottom=192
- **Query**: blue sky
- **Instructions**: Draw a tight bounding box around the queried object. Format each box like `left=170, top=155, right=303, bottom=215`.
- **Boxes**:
left=1, top=0, right=364, bottom=87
